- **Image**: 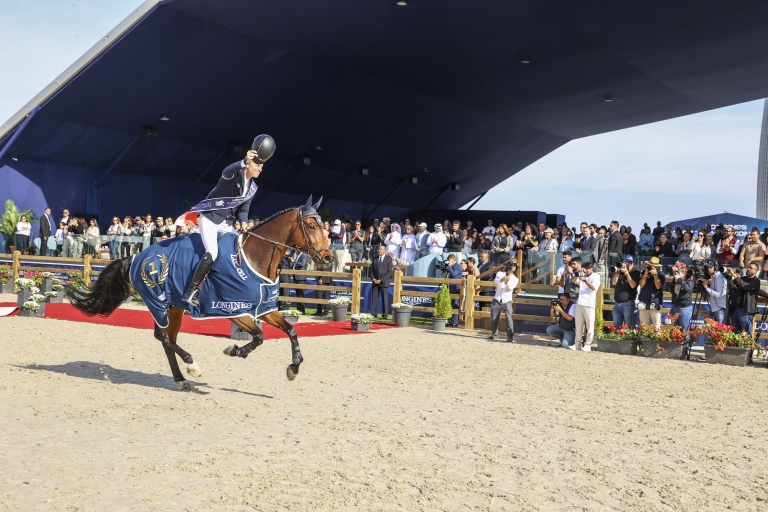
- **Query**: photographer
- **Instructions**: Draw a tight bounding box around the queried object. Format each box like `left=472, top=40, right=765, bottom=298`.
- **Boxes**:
left=702, top=260, right=727, bottom=323
left=445, top=220, right=464, bottom=253
left=487, top=259, right=519, bottom=342
left=725, top=263, right=760, bottom=335
left=547, top=292, right=577, bottom=348
left=610, top=255, right=641, bottom=327
left=445, top=254, right=463, bottom=327
left=571, top=261, right=600, bottom=352
left=638, top=258, right=665, bottom=329
left=669, top=262, right=695, bottom=329
left=555, top=251, right=573, bottom=293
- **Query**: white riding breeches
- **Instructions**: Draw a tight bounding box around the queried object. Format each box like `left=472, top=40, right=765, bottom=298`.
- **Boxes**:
left=198, top=215, right=235, bottom=261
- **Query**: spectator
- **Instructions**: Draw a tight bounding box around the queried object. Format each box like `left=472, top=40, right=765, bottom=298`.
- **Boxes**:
left=638, top=258, right=665, bottom=329
left=400, top=225, right=418, bottom=264
left=652, top=233, right=675, bottom=258
left=711, top=224, right=725, bottom=247
left=15, top=214, right=31, bottom=253
left=445, top=254, right=463, bottom=327
left=465, top=220, right=477, bottom=238
left=689, top=232, right=709, bottom=261
left=703, top=260, right=728, bottom=323
left=54, top=221, right=66, bottom=257
left=638, top=226, right=654, bottom=254
left=383, top=223, right=401, bottom=259
left=575, top=224, right=596, bottom=260
left=536, top=222, right=547, bottom=244
left=39, top=207, right=55, bottom=256
left=671, top=227, right=683, bottom=248
left=428, top=224, right=447, bottom=253
left=415, top=222, right=430, bottom=259
left=482, top=219, right=495, bottom=246
left=570, top=261, right=600, bottom=352
left=739, top=231, right=765, bottom=269
left=364, top=225, right=381, bottom=261
left=669, top=262, right=694, bottom=329
left=761, top=227, right=768, bottom=247
left=466, top=256, right=480, bottom=278
left=674, top=232, right=693, bottom=262
left=548, top=292, right=577, bottom=348
left=611, top=255, right=640, bottom=327
left=445, top=220, right=464, bottom=253
left=727, top=264, right=760, bottom=335
left=85, top=218, right=100, bottom=255
left=314, top=271, right=332, bottom=317
left=121, top=217, right=134, bottom=257
left=716, top=226, right=740, bottom=265
left=538, top=228, right=558, bottom=252
left=348, top=220, right=365, bottom=263
left=460, top=259, right=468, bottom=275
left=370, top=245, right=393, bottom=319
left=60, top=208, right=70, bottom=226
left=164, top=217, right=176, bottom=237
left=606, top=220, right=623, bottom=267
left=555, top=251, right=573, bottom=293
left=491, top=224, right=515, bottom=265
left=462, top=229, right=473, bottom=252
left=107, top=217, right=122, bottom=260
left=487, top=259, right=518, bottom=342
left=652, top=221, right=664, bottom=239
left=65, top=218, right=84, bottom=257
left=559, top=230, right=574, bottom=252
left=516, top=223, right=538, bottom=252
left=621, top=231, right=636, bottom=258
left=330, top=219, right=348, bottom=272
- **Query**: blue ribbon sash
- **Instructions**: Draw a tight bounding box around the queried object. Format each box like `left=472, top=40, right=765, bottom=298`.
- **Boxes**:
left=189, top=181, right=257, bottom=213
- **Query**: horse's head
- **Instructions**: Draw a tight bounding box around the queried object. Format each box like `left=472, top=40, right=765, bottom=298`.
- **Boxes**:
left=293, top=195, right=333, bottom=266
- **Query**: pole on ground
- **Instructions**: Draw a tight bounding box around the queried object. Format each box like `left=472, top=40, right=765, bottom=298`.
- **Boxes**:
left=351, top=267, right=361, bottom=314
left=12, top=251, right=20, bottom=293
left=83, top=254, right=92, bottom=289
left=393, top=269, right=402, bottom=305
left=465, top=274, right=475, bottom=330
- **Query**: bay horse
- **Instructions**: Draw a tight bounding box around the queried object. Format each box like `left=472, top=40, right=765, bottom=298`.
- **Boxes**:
left=68, top=196, right=332, bottom=390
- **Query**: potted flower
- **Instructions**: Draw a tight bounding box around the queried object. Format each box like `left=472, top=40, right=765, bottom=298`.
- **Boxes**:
left=350, top=313, right=374, bottom=331
left=692, top=318, right=763, bottom=366
left=596, top=324, right=638, bottom=355
left=23, top=270, right=43, bottom=287
left=0, top=265, right=13, bottom=293
left=432, top=284, right=452, bottom=332
left=41, top=272, right=56, bottom=293
left=18, top=299, right=43, bottom=318
left=391, top=302, right=413, bottom=327
left=328, top=296, right=351, bottom=322
left=14, top=278, right=36, bottom=308
left=279, top=308, right=302, bottom=325
left=636, top=316, right=686, bottom=359
left=50, top=284, right=65, bottom=303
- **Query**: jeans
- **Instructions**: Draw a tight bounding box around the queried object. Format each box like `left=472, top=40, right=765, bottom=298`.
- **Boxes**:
left=109, top=240, right=119, bottom=260
left=547, top=324, right=575, bottom=347
left=709, top=308, right=726, bottom=324
left=669, top=305, right=693, bottom=330
left=733, top=309, right=755, bottom=335
left=612, top=301, right=637, bottom=328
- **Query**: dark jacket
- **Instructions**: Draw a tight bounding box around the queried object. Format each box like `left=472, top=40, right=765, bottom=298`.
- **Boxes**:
left=731, top=275, right=760, bottom=315
left=292, top=253, right=310, bottom=283
left=201, top=161, right=255, bottom=225
left=445, top=229, right=464, bottom=252
left=446, top=261, right=463, bottom=293
left=371, top=254, right=394, bottom=286
left=40, top=213, right=54, bottom=239
left=607, top=230, right=623, bottom=259
left=670, top=277, right=694, bottom=308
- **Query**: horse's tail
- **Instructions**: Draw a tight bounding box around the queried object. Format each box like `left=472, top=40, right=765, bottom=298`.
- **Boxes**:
left=67, top=257, right=133, bottom=317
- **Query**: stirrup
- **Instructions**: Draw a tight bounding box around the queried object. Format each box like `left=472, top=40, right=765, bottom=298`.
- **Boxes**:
left=181, top=288, right=201, bottom=307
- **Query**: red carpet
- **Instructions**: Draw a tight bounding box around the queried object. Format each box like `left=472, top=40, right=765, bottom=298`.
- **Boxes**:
left=0, top=302, right=395, bottom=339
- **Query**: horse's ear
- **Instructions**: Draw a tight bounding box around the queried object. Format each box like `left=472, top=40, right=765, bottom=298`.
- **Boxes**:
left=304, top=195, right=313, bottom=208
left=313, top=196, right=323, bottom=210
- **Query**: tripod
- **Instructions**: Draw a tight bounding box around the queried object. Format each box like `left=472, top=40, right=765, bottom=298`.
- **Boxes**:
left=684, top=289, right=704, bottom=360
left=753, top=299, right=768, bottom=367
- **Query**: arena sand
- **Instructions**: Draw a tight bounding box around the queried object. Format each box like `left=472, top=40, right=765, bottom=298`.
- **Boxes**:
left=1, top=312, right=767, bottom=511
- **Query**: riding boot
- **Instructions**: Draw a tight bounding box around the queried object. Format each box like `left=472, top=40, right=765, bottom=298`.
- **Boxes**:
left=181, top=252, right=214, bottom=306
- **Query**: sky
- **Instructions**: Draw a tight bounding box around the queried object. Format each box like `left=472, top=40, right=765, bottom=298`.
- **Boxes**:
left=1, top=1, right=766, bottom=232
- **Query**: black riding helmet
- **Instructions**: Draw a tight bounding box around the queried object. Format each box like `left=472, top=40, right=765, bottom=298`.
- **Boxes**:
left=251, top=134, right=276, bottom=164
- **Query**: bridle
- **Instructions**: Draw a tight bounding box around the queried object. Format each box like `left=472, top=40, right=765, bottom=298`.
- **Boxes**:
left=240, top=207, right=330, bottom=277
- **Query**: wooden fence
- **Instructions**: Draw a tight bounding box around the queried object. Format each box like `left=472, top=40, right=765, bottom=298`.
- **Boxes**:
left=278, top=268, right=362, bottom=314
left=3, top=251, right=114, bottom=293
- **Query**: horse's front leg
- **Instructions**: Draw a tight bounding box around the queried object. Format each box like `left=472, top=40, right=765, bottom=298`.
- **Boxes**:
left=224, top=316, right=265, bottom=358
left=261, top=310, right=303, bottom=380
left=154, top=307, right=200, bottom=390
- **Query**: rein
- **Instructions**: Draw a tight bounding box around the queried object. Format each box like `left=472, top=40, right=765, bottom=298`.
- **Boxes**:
left=240, top=208, right=328, bottom=278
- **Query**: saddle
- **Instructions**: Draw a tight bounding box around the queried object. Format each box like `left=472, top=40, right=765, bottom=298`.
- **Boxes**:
left=129, top=233, right=279, bottom=328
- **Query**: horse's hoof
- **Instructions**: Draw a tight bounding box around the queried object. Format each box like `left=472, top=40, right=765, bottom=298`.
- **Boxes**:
left=286, top=365, right=297, bottom=381
left=223, top=344, right=237, bottom=356
left=186, top=362, right=202, bottom=377
left=179, top=382, right=194, bottom=391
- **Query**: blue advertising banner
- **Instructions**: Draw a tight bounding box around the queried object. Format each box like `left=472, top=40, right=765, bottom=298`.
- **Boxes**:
left=668, top=212, right=768, bottom=242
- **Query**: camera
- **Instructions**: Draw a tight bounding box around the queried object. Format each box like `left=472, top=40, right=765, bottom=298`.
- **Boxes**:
left=609, top=261, right=627, bottom=273
left=550, top=298, right=561, bottom=307
left=573, top=270, right=586, bottom=278
left=503, top=259, right=517, bottom=272
left=689, top=261, right=706, bottom=280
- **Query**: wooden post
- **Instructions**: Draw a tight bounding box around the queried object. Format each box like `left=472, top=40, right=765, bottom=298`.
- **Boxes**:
left=465, top=274, right=475, bottom=330
left=351, top=267, right=361, bottom=314
left=393, top=269, right=403, bottom=305
left=596, top=283, right=604, bottom=315
left=83, top=254, right=92, bottom=289
left=12, top=250, right=20, bottom=293
left=516, top=249, right=523, bottom=282
left=458, top=277, right=466, bottom=327
left=549, top=252, right=556, bottom=285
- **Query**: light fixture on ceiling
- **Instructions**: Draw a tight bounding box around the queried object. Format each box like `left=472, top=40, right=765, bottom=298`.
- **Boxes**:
left=604, top=94, right=612, bottom=102
left=315, top=145, right=323, bottom=150
left=160, top=115, right=170, bottom=121
left=11, top=157, right=18, bottom=161
left=423, top=167, right=429, bottom=173
left=408, top=176, right=418, bottom=184
left=397, top=0, right=407, bottom=5
left=302, top=157, right=311, bottom=166
left=358, top=167, right=369, bottom=176
left=450, top=182, right=460, bottom=191
left=521, top=56, right=530, bottom=64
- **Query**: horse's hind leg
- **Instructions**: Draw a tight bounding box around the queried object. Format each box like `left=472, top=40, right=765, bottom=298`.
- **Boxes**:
left=154, top=307, right=200, bottom=390
left=261, top=310, right=303, bottom=381
left=224, top=316, right=265, bottom=358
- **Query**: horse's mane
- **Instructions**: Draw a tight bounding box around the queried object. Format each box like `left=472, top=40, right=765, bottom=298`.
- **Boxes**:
left=250, top=205, right=317, bottom=231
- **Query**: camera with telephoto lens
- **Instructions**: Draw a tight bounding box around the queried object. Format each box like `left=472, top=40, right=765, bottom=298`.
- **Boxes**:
left=438, top=260, right=450, bottom=278
left=573, top=269, right=586, bottom=278
left=609, top=261, right=627, bottom=273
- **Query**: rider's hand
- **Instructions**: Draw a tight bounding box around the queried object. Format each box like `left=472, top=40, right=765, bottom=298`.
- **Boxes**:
left=245, top=149, right=259, bottom=163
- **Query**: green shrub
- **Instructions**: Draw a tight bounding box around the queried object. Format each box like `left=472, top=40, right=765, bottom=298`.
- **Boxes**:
left=433, top=284, right=452, bottom=319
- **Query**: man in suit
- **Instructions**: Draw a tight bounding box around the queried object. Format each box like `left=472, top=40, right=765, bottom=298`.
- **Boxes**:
left=370, top=244, right=393, bottom=319
left=39, top=207, right=55, bottom=256
left=415, top=222, right=430, bottom=259
left=606, top=220, right=623, bottom=267
left=181, top=134, right=275, bottom=305
left=576, top=225, right=596, bottom=261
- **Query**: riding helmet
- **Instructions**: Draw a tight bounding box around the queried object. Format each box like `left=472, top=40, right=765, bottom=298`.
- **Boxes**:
left=251, top=134, right=276, bottom=164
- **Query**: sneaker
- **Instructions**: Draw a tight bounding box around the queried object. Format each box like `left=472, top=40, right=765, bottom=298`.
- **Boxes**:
left=581, top=346, right=592, bottom=352
left=567, top=344, right=579, bottom=351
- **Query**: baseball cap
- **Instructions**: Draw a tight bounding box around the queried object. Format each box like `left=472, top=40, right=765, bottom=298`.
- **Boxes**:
left=333, top=219, right=341, bottom=225
left=419, top=222, right=427, bottom=227
left=623, top=255, right=634, bottom=262
left=544, top=228, right=554, bottom=234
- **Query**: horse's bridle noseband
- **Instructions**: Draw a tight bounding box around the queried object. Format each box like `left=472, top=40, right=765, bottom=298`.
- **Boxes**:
left=241, top=207, right=330, bottom=269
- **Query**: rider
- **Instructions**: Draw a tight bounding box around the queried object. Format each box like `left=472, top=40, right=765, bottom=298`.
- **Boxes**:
left=181, top=134, right=276, bottom=306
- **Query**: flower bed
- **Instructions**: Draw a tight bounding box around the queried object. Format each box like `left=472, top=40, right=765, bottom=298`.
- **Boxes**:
left=596, top=325, right=638, bottom=355
left=636, top=316, right=687, bottom=359
left=350, top=313, right=374, bottom=331
left=690, top=318, right=763, bottom=366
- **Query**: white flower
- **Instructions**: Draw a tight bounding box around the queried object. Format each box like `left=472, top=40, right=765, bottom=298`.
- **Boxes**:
left=329, top=297, right=352, bottom=306
left=279, top=309, right=302, bottom=316
left=44, top=291, right=58, bottom=298
left=30, top=286, right=40, bottom=294
left=22, top=300, right=40, bottom=311
left=42, top=272, right=55, bottom=278
left=15, top=278, right=34, bottom=289
left=52, top=284, right=64, bottom=291
left=392, top=302, right=413, bottom=309
left=351, top=313, right=374, bottom=323
left=30, top=294, right=46, bottom=303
